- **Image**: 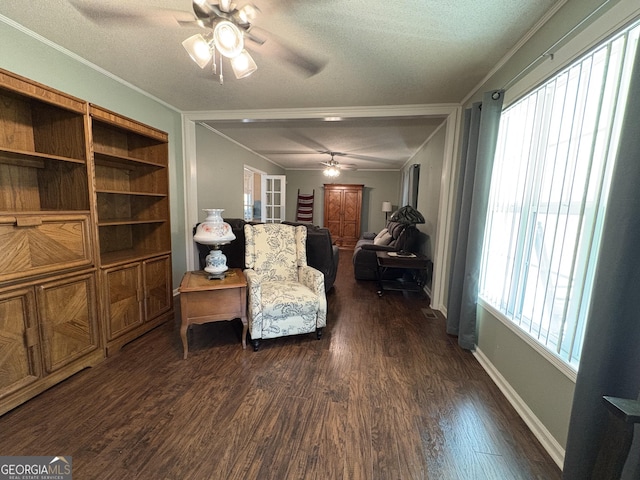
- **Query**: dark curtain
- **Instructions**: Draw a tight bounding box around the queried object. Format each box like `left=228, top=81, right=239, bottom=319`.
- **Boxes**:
left=401, top=164, right=420, bottom=208
left=563, top=42, right=640, bottom=480
left=446, top=90, right=504, bottom=349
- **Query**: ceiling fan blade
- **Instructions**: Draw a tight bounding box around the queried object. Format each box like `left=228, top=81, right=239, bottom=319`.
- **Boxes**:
left=70, top=1, right=195, bottom=27
left=331, top=151, right=391, bottom=163
left=259, top=150, right=325, bottom=155
left=192, top=0, right=217, bottom=19
left=249, top=27, right=326, bottom=77
left=244, top=29, right=267, bottom=46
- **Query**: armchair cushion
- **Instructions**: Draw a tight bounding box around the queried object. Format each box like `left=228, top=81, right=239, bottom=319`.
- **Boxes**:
left=244, top=222, right=305, bottom=281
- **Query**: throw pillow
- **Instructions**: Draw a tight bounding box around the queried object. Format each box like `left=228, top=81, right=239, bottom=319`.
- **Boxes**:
left=373, top=228, right=388, bottom=243
left=374, top=231, right=393, bottom=246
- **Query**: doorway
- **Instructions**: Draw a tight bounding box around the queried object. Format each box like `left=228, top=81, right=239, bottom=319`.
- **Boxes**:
left=244, top=167, right=286, bottom=223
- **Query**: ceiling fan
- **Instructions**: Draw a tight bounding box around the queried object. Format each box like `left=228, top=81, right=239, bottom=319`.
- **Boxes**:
left=69, top=0, right=325, bottom=83
left=321, top=152, right=357, bottom=178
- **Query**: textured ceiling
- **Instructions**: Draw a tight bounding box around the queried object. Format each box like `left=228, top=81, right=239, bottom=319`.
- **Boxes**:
left=0, top=0, right=559, bottom=170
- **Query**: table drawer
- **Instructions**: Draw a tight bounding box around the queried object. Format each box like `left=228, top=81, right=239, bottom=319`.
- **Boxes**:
left=183, top=288, right=244, bottom=321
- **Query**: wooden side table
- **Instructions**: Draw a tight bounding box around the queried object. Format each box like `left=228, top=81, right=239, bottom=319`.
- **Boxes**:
left=375, top=251, right=431, bottom=297
left=178, top=268, right=247, bottom=359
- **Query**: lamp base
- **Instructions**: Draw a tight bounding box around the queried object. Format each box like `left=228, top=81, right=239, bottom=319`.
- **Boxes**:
left=206, top=271, right=227, bottom=280
left=204, top=248, right=229, bottom=278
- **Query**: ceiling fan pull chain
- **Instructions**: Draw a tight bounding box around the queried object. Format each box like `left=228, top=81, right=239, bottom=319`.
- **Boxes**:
left=219, top=52, right=224, bottom=85
left=212, top=46, right=217, bottom=75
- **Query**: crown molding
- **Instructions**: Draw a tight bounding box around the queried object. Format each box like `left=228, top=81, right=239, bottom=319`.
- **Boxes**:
left=182, top=104, right=459, bottom=122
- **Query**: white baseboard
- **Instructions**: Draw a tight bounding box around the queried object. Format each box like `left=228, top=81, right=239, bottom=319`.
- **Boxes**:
left=473, top=347, right=565, bottom=470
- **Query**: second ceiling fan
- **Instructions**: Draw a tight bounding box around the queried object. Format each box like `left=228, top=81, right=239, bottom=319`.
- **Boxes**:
left=320, top=152, right=357, bottom=178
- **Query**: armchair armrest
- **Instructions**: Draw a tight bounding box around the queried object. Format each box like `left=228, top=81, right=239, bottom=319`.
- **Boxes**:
left=362, top=231, right=377, bottom=240
left=298, top=265, right=327, bottom=328
left=244, top=269, right=264, bottom=339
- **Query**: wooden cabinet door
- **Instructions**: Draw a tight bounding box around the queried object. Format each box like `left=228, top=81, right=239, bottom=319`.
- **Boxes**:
left=341, top=188, right=362, bottom=247
left=104, top=263, right=143, bottom=341
left=0, top=287, right=41, bottom=398
left=143, top=255, right=172, bottom=322
left=37, top=273, right=100, bottom=373
left=324, top=187, right=344, bottom=244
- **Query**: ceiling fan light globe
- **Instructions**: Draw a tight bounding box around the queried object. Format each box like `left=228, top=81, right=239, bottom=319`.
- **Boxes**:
left=231, top=50, right=257, bottom=79
left=324, top=166, right=340, bottom=177
left=182, top=34, right=213, bottom=68
left=214, top=21, right=244, bottom=58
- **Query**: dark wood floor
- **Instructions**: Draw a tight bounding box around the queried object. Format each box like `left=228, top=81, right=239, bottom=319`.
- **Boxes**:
left=0, top=253, right=561, bottom=479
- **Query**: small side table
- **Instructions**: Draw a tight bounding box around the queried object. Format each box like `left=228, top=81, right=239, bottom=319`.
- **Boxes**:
left=178, top=268, right=247, bottom=359
left=375, top=251, right=431, bottom=297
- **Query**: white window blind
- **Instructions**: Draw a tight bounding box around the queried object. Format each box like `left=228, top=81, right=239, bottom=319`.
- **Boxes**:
left=479, top=22, right=640, bottom=370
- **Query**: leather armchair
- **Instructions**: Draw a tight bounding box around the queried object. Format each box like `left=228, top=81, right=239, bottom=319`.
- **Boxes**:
left=244, top=223, right=327, bottom=351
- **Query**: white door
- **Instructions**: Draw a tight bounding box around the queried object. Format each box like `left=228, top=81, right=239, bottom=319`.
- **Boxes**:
left=262, top=175, right=286, bottom=223
left=243, top=168, right=254, bottom=221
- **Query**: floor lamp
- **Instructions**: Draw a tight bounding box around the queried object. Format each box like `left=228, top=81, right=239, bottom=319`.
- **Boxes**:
left=382, top=201, right=392, bottom=222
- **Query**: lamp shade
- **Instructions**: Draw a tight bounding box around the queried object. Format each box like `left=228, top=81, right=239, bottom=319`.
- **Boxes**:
left=182, top=34, right=212, bottom=69
left=193, top=209, right=236, bottom=245
left=389, top=205, right=425, bottom=224
left=382, top=201, right=392, bottom=213
left=231, top=50, right=258, bottom=79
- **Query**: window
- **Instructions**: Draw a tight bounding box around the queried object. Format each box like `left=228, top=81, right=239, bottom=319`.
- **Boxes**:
left=479, top=22, right=640, bottom=370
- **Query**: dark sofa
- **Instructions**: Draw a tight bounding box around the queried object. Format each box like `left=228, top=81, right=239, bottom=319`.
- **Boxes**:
left=195, top=219, right=339, bottom=292
left=352, top=221, right=420, bottom=280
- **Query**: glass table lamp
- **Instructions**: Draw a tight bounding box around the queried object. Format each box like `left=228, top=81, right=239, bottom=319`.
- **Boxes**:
left=193, top=209, right=236, bottom=279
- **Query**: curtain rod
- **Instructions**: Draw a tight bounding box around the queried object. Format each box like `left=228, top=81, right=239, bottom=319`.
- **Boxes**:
left=502, top=0, right=613, bottom=91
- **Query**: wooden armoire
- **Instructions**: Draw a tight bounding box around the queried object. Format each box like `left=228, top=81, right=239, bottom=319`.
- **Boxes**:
left=323, top=184, right=363, bottom=248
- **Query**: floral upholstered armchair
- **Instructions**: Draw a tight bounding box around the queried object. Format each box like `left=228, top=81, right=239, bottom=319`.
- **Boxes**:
left=244, top=223, right=327, bottom=351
